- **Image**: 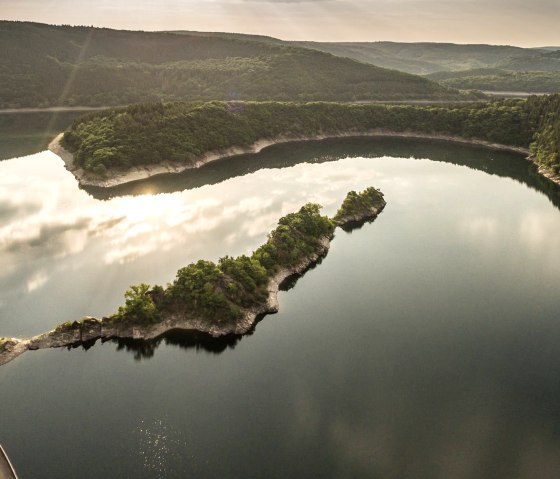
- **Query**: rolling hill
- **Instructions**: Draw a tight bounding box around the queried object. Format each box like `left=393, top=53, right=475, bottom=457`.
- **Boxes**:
left=426, top=69, right=560, bottom=93
left=0, top=21, right=464, bottom=108
left=290, top=41, right=560, bottom=75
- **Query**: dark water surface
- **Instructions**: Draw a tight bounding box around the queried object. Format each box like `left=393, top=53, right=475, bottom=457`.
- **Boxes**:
left=1, top=123, right=560, bottom=478
left=0, top=111, right=85, bottom=160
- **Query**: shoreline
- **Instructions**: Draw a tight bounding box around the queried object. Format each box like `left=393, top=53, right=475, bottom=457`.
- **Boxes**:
left=0, top=199, right=386, bottom=368
left=0, top=235, right=332, bottom=367
left=48, top=130, right=537, bottom=188
left=527, top=155, right=560, bottom=185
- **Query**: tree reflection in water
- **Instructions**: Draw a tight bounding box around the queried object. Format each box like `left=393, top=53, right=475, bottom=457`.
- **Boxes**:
left=112, top=330, right=245, bottom=361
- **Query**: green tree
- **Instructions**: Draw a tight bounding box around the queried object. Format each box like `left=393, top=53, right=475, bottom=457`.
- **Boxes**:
left=115, top=283, right=158, bottom=323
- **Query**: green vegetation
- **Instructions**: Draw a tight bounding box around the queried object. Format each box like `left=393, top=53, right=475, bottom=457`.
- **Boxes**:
left=0, top=21, right=460, bottom=109
left=62, top=96, right=560, bottom=179
left=291, top=42, right=558, bottom=75
left=333, top=187, right=386, bottom=225
left=426, top=69, right=560, bottom=93
left=528, top=95, right=560, bottom=175
left=292, top=41, right=560, bottom=96
left=62, top=99, right=536, bottom=175
left=500, top=51, right=560, bottom=72
left=106, top=203, right=335, bottom=325
left=114, top=284, right=159, bottom=323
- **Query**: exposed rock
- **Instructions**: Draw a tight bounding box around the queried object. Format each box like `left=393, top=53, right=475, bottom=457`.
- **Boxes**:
left=0, top=338, right=28, bottom=367
left=0, top=235, right=334, bottom=366
left=48, top=130, right=531, bottom=188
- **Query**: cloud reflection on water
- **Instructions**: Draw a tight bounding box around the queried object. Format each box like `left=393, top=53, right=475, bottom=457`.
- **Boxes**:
left=1, top=148, right=559, bottom=337
left=0, top=153, right=384, bottom=334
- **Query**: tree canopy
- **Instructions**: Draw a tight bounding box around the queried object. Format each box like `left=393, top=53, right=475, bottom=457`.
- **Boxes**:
left=62, top=98, right=548, bottom=175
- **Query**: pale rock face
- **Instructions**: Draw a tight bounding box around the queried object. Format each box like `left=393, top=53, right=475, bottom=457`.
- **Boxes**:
left=49, top=131, right=531, bottom=188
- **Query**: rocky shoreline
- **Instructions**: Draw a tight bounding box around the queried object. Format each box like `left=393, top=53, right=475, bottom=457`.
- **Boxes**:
left=527, top=155, right=560, bottom=186
left=48, top=130, right=541, bottom=188
left=0, top=240, right=329, bottom=367
left=0, top=197, right=386, bottom=368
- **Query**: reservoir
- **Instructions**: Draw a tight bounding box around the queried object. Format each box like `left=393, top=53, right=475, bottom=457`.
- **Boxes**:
left=1, top=118, right=560, bottom=478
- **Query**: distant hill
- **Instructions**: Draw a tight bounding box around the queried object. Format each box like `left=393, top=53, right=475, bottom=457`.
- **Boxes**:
left=0, top=21, right=463, bottom=108
left=288, top=41, right=560, bottom=75
left=426, top=69, right=560, bottom=93
left=497, top=51, right=560, bottom=71
left=532, top=47, right=560, bottom=52
left=289, top=42, right=531, bottom=74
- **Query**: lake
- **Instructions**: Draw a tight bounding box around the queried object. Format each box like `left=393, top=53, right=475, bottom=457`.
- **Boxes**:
left=1, top=118, right=560, bottom=478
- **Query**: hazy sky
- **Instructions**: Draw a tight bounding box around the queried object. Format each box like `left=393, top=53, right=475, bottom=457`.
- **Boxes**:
left=1, top=0, right=559, bottom=46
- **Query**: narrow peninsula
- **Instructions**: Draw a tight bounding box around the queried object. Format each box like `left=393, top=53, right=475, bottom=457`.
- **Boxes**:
left=0, top=188, right=386, bottom=367
left=50, top=97, right=560, bottom=188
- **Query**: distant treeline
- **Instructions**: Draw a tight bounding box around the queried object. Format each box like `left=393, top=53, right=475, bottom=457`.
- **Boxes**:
left=426, top=69, right=560, bottom=93
left=62, top=97, right=560, bottom=176
left=293, top=41, right=560, bottom=75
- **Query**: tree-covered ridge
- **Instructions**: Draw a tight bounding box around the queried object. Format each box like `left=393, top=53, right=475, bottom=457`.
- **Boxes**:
left=61, top=99, right=536, bottom=176
left=529, top=94, right=560, bottom=175
left=426, top=69, right=560, bottom=93
left=106, top=203, right=336, bottom=325
left=290, top=42, right=560, bottom=75
left=0, top=21, right=459, bottom=108
left=333, top=187, right=386, bottom=225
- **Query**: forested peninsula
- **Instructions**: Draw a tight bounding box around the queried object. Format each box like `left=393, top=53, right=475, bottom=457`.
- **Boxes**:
left=0, top=188, right=386, bottom=367
left=55, top=96, right=560, bottom=187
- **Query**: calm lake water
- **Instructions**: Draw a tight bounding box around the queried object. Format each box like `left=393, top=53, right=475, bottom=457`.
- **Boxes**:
left=1, top=120, right=560, bottom=478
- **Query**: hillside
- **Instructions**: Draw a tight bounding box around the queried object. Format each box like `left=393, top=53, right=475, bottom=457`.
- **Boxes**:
left=426, top=69, right=560, bottom=93
left=0, top=21, right=461, bottom=108
left=498, top=51, right=560, bottom=71
left=290, top=42, right=532, bottom=75
left=290, top=41, right=560, bottom=76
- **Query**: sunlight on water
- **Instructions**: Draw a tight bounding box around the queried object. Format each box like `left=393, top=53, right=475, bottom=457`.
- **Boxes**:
left=133, top=417, right=189, bottom=477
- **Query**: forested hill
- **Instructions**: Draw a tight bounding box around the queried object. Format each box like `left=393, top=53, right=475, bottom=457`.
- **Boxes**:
left=61, top=97, right=559, bottom=179
left=425, top=69, right=560, bottom=94
left=0, top=21, right=462, bottom=108
left=289, top=41, right=560, bottom=75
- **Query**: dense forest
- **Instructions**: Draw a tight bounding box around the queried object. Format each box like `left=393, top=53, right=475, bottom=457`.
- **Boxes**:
left=528, top=95, right=560, bottom=174
left=426, top=69, right=560, bottom=93
left=62, top=99, right=540, bottom=176
left=0, top=21, right=462, bottom=108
